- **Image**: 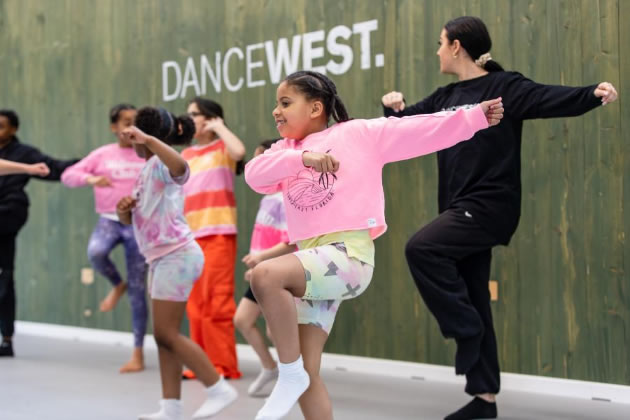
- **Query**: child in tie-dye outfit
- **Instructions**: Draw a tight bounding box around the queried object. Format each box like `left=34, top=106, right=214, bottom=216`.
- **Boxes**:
left=116, top=107, right=237, bottom=420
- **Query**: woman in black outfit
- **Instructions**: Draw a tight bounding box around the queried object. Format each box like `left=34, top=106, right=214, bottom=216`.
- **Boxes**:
left=382, top=16, right=618, bottom=420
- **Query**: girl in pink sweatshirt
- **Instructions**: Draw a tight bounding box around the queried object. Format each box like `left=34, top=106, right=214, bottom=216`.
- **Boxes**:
left=244, top=70, right=504, bottom=420
left=61, top=104, right=148, bottom=373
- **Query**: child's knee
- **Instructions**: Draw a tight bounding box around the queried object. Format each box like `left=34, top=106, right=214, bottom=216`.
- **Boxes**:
left=153, top=329, right=177, bottom=351
left=302, top=358, right=321, bottom=378
left=87, top=244, right=108, bottom=264
left=233, top=312, right=251, bottom=332
left=250, top=262, right=274, bottom=296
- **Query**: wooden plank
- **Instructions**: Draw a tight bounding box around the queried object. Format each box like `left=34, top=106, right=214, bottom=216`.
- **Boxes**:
left=0, top=0, right=626, bottom=385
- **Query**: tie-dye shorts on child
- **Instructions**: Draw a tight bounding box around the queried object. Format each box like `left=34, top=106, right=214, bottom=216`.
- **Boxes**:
left=148, top=240, right=205, bottom=301
left=293, top=242, right=374, bottom=334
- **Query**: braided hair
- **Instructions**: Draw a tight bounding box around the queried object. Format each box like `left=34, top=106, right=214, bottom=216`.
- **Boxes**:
left=284, top=71, right=351, bottom=124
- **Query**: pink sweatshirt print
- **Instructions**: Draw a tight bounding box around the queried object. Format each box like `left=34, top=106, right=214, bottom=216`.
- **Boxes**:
left=61, top=143, right=146, bottom=215
left=245, top=106, right=489, bottom=243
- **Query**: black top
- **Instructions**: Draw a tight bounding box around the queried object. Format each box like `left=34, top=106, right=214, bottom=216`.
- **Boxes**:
left=384, top=71, right=601, bottom=244
left=0, top=137, right=77, bottom=234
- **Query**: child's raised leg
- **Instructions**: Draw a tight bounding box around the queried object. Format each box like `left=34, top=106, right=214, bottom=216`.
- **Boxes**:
left=253, top=242, right=374, bottom=419
left=87, top=218, right=127, bottom=312
left=234, top=297, right=278, bottom=396
left=251, top=254, right=311, bottom=419
left=297, top=324, right=332, bottom=420
left=251, top=254, right=307, bottom=361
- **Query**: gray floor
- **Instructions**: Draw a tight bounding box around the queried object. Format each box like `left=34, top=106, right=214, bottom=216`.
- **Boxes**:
left=1, top=334, right=628, bottom=420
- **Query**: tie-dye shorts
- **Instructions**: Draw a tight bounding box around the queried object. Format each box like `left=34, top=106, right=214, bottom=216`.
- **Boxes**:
left=148, top=241, right=205, bottom=302
left=293, top=242, right=374, bottom=334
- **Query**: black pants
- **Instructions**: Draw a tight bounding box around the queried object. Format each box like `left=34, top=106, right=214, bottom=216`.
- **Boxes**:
left=405, top=207, right=501, bottom=395
left=0, top=234, right=16, bottom=338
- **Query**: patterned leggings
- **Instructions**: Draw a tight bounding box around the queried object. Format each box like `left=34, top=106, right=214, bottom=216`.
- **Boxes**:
left=87, top=217, right=147, bottom=347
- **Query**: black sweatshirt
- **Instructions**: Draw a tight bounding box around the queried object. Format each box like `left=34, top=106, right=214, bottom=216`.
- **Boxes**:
left=384, top=71, right=601, bottom=245
left=0, top=136, right=78, bottom=235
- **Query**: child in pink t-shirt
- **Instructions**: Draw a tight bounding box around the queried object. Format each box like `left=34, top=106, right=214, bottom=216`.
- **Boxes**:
left=116, top=107, right=237, bottom=420
left=244, top=71, right=504, bottom=420
left=234, top=139, right=296, bottom=397
left=61, top=104, right=148, bottom=373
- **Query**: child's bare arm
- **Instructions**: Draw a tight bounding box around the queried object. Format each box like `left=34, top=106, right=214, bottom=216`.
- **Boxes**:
left=0, top=159, right=50, bottom=176
left=122, top=126, right=188, bottom=178
left=242, top=242, right=297, bottom=268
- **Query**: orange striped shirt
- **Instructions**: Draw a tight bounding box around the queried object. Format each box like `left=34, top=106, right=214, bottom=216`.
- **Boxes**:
left=181, top=140, right=237, bottom=237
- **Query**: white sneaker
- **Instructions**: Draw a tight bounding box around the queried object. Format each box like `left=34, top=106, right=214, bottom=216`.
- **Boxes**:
left=138, top=399, right=183, bottom=420
left=192, top=377, right=238, bottom=419
left=248, top=367, right=279, bottom=396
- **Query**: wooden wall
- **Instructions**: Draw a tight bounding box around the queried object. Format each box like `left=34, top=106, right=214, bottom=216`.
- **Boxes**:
left=0, top=0, right=627, bottom=385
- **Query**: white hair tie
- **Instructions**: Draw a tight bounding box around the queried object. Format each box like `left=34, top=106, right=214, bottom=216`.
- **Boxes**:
left=475, top=52, right=492, bottom=68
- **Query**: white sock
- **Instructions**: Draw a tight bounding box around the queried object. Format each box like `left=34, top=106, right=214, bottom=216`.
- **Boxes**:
left=138, top=399, right=183, bottom=420
left=248, top=365, right=279, bottom=396
left=255, top=356, right=310, bottom=420
left=192, top=377, right=238, bottom=419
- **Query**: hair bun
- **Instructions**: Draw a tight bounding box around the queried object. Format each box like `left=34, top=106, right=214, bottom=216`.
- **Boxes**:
left=169, top=115, right=195, bottom=146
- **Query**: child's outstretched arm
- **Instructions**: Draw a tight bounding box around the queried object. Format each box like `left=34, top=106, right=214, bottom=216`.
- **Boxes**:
left=122, top=126, right=188, bottom=178
left=369, top=98, right=503, bottom=164
left=0, top=159, right=50, bottom=176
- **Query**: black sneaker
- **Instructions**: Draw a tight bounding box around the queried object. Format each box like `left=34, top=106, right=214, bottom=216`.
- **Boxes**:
left=0, top=340, right=14, bottom=357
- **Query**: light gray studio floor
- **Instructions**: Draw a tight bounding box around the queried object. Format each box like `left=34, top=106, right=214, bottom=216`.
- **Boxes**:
left=1, top=334, right=628, bottom=420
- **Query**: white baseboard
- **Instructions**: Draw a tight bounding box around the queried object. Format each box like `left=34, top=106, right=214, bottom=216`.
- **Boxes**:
left=15, top=321, right=630, bottom=404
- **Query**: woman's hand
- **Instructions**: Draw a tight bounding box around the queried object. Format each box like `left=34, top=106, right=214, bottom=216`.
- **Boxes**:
left=594, top=82, right=618, bottom=106
left=479, top=97, right=504, bottom=127
left=382, top=91, right=406, bottom=112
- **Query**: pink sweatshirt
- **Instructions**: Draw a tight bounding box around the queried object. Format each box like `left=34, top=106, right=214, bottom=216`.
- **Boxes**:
left=61, top=143, right=146, bottom=215
left=245, top=106, right=489, bottom=243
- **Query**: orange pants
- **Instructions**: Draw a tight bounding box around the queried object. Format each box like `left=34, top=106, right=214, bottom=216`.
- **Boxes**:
left=186, top=234, right=242, bottom=379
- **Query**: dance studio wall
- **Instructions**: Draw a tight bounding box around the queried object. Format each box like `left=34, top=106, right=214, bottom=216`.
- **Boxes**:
left=1, top=0, right=628, bottom=386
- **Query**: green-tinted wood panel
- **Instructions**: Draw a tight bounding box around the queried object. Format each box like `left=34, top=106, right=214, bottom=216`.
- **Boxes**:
left=0, top=0, right=626, bottom=385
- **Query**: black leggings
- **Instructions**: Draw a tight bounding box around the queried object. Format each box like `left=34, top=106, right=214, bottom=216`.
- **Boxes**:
left=0, top=234, right=17, bottom=338
left=405, top=207, right=501, bottom=395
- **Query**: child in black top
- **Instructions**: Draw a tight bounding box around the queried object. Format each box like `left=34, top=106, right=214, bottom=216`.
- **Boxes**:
left=0, top=109, right=78, bottom=357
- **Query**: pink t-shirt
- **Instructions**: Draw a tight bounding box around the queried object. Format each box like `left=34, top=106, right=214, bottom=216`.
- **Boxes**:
left=245, top=106, right=489, bottom=243
left=249, top=192, right=289, bottom=254
left=61, top=143, right=145, bottom=216
left=131, top=156, right=193, bottom=262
